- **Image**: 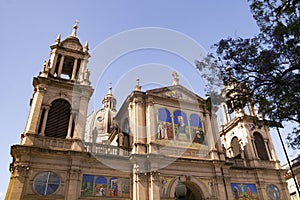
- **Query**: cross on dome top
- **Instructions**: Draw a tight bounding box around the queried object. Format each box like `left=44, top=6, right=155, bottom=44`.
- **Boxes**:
left=71, top=20, right=79, bottom=37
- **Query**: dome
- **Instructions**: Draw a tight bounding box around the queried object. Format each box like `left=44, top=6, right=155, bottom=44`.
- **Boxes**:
left=85, top=86, right=117, bottom=144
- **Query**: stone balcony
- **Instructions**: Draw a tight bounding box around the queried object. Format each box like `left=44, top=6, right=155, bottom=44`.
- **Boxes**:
left=85, top=142, right=130, bottom=157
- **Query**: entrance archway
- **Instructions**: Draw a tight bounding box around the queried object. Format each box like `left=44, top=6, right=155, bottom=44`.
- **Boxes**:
left=169, top=177, right=208, bottom=199
left=183, top=181, right=205, bottom=200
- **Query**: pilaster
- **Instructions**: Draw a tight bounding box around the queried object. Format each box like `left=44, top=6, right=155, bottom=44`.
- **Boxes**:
left=24, top=85, right=46, bottom=135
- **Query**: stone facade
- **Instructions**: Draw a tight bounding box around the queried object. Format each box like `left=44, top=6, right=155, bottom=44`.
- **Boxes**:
left=5, top=25, right=290, bottom=200
left=282, top=156, right=300, bottom=200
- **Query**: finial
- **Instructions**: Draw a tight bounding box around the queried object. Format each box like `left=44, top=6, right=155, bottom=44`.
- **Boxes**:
left=108, top=82, right=112, bottom=94
left=55, top=33, right=61, bottom=44
left=84, top=40, right=89, bottom=52
left=172, top=71, right=179, bottom=85
left=71, top=20, right=79, bottom=37
left=135, top=78, right=141, bottom=91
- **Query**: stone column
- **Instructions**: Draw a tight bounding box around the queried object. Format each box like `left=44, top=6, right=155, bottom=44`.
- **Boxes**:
left=171, top=115, right=176, bottom=140
left=148, top=172, right=160, bottom=200
left=135, top=173, right=148, bottom=200
left=264, top=139, right=272, bottom=160
left=5, top=164, right=30, bottom=200
left=77, top=94, right=91, bottom=140
left=214, top=166, right=232, bottom=200
left=65, top=168, right=82, bottom=200
left=147, top=101, right=156, bottom=153
left=71, top=58, right=78, bottom=81
left=78, top=56, right=89, bottom=85
left=147, top=101, right=155, bottom=142
left=72, top=111, right=78, bottom=138
left=251, top=137, right=258, bottom=158
left=49, top=51, right=58, bottom=75
left=134, top=95, right=146, bottom=153
left=187, top=117, right=192, bottom=142
left=24, top=86, right=46, bottom=135
left=204, top=112, right=214, bottom=149
left=57, top=55, right=65, bottom=78
left=66, top=111, right=74, bottom=139
left=39, top=105, right=50, bottom=136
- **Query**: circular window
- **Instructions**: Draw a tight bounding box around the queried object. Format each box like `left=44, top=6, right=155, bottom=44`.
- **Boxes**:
left=267, top=184, right=280, bottom=200
left=33, top=172, right=60, bottom=196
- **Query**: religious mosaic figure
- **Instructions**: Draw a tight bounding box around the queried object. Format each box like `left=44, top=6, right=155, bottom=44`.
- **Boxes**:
left=112, top=181, right=118, bottom=196
left=95, top=184, right=105, bottom=196
left=157, top=122, right=164, bottom=139
left=157, top=122, right=172, bottom=139
left=178, top=116, right=186, bottom=133
left=193, top=130, right=205, bottom=144
left=162, top=178, right=168, bottom=196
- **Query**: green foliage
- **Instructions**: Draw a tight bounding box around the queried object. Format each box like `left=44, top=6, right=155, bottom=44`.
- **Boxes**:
left=198, top=0, right=300, bottom=149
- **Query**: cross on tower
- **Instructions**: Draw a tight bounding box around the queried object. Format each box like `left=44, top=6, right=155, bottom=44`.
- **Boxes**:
left=72, top=20, right=79, bottom=37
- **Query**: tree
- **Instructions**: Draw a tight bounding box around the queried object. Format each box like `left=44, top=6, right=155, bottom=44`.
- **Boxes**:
left=196, top=0, right=300, bottom=149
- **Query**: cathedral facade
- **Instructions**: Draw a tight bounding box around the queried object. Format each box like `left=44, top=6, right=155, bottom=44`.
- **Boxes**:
left=5, top=25, right=290, bottom=200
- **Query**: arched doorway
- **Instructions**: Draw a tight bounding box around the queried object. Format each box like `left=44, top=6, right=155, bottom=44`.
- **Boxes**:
left=183, top=181, right=205, bottom=200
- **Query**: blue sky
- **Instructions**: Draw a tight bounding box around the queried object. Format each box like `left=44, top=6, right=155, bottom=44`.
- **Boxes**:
left=0, top=0, right=297, bottom=198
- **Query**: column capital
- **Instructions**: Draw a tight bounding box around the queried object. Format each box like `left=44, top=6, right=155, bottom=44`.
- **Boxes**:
left=36, top=85, right=46, bottom=93
left=150, top=171, right=160, bottom=182
left=71, top=109, right=78, bottom=115
left=68, top=168, right=81, bottom=181
left=136, top=172, right=148, bottom=182
left=42, top=105, right=51, bottom=110
left=10, top=164, right=30, bottom=178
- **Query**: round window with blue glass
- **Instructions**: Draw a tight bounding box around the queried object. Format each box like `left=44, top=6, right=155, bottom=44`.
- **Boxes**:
left=33, top=171, right=60, bottom=196
left=267, top=184, right=280, bottom=200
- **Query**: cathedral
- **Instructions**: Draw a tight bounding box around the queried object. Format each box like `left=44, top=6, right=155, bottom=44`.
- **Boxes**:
left=5, top=24, right=290, bottom=200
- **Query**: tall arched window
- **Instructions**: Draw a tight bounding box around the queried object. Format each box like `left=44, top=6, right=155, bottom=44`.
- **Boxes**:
left=44, top=99, right=71, bottom=138
left=158, top=108, right=172, bottom=122
left=231, top=137, right=241, bottom=158
left=254, top=132, right=269, bottom=160
left=190, top=114, right=203, bottom=128
left=173, top=110, right=188, bottom=135
left=157, top=108, right=173, bottom=140
left=122, top=118, right=130, bottom=148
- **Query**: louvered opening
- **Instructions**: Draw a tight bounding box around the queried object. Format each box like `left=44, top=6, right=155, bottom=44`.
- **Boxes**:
left=254, top=132, right=269, bottom=160
left=44, top=99, right=71, bottom=138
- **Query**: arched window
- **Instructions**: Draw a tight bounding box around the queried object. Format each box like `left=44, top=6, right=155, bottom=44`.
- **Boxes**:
left=123, top=118, right=130, bottom=134
left=44, top=99, right=71, bottom=138
left=190, top=114, right=206, bottom=144
left=122, top=118, right=130, bottom=148
left=190, top=114, right=203, bottom=128
left=95, top=176, right=107, bottom=197
left=254, top=132, right=269, bottom=160
left=173, top=110, right=188, bottom=125
left=231, top=137, right=241, bottom=158
left=158, top=108, right=172, bottom=122
left=173, top=110, right=188, bottom=135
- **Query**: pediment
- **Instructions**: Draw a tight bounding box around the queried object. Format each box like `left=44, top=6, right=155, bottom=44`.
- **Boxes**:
left=146, top=85, right=205, bottom=103
left=61, top=36, right=83, bottom=51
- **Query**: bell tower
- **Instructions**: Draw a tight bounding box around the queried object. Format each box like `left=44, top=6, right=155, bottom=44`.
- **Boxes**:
left=5, top=22, right=94, bottom=200
left=220, top=68, right=280, bottom=168
left=21, top=21, right=93, bottom=149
